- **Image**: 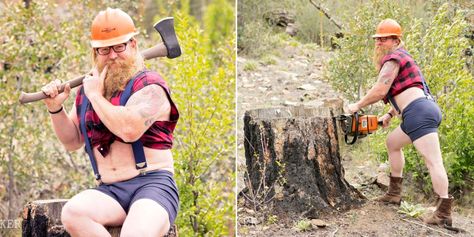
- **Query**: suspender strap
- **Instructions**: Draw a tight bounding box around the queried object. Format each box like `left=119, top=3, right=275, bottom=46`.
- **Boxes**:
left=120, top=71, right=147, bottom=170
left=400, top=49, right=433, bottom=99
left=388, top=50, right=434, bottom=114
left=79, top=88, right=101, bottom=181
left=388, top=95, right=401, bottom=114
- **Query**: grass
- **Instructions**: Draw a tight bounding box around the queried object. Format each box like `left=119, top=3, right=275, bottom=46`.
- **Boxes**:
left=293, top=219, right=313, bottom=232
left=266, top=215, right=278, bottom=225
left=260, top=55, right=277, bottom=65
left=243, top=61, right=258, bottom=71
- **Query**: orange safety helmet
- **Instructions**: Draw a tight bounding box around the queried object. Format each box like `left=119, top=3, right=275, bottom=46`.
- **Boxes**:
left=90, top=8, right=139, bottom=48
left=372, top=19, right=402, bottom=38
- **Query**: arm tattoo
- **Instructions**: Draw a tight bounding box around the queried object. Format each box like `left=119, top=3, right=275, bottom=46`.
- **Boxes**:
left=379, top=61, right=399, bottom=85
left=125, top=85, right=169, bottom=126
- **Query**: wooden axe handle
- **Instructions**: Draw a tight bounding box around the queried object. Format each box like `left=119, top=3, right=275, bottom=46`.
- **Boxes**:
left=19, top=44, right=165, bottom=104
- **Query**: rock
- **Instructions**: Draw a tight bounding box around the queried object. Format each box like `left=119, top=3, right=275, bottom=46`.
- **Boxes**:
left=297, top=84, right=317, bottom=91
left=311, top=219, right=327, bottom=228
left=377, top=162, right=390, bottom=173
left=375, top=173, right=389, bottom=189
left=242, top=217, right=260, bottom=225
left=282, top=100, right=298, bottom=106
left=242, top=83, right=255, bottom=88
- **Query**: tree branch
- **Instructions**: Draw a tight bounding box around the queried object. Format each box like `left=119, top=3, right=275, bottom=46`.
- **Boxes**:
left=308, top=0, right=343, bottom=30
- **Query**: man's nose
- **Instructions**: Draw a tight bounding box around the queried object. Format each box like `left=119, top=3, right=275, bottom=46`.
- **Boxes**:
left=108, top=50, right=118, bottom=59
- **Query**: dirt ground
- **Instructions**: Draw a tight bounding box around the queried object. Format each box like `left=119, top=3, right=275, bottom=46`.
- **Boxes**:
left=236, top=43, right=474, bottom=237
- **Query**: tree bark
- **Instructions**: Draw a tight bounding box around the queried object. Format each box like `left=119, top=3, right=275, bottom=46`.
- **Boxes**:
left=243, top=106, right=365, bottom=219
left=21, top=199, right=178, bottom=237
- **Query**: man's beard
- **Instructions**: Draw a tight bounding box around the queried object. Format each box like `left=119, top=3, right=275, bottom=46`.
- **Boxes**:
left=96, top=55, right=141, bottom=99
left=372, top=44, right=397, bottom=71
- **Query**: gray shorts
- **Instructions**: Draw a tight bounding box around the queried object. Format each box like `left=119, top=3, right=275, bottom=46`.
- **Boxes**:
left=400, top=97, right=442, bottom=142
left=95, top=170, right=179, bottom=225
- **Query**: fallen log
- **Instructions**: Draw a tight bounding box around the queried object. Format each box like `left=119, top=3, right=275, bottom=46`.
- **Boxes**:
left=243, top=106, right=365, bottom=219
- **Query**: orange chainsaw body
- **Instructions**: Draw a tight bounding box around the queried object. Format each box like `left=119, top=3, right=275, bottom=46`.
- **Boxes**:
left=350, top=115, right=380, bottom=135
left=336, top=112, right=383, bottom=145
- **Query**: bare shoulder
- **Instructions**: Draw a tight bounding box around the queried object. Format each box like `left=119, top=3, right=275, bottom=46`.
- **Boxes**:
left=381, top=60, right=400, bottom=74
left=378, top=60, right=400, bottom=85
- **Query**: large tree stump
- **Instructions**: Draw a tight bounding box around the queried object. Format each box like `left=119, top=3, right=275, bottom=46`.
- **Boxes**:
left=21, top=199, right=178, bottom=237
left=243, top=106, right=365, bottom=219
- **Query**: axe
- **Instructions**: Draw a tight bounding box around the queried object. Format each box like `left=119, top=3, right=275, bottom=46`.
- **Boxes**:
left=19, top=17, right=181, bottom=104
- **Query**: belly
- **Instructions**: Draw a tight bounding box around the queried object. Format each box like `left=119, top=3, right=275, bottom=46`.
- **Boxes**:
left=393, top=87, right=426, bottom=114
left=94, top=141, right=174, bottom=183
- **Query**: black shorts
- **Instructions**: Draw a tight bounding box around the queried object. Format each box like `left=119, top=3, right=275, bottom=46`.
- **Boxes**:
left=400, top=97, right=442, bottom=142
left=95, top=170, right=179, bottom=225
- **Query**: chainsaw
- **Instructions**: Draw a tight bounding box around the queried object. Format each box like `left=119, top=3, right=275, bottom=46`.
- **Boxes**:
left=335, top=112, right=383, bottom=145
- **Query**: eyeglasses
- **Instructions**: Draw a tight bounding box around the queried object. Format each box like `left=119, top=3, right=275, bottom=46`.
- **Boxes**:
left=374, top=37, right=397, bottom=42
left=96, top=40, right=130, bottom=55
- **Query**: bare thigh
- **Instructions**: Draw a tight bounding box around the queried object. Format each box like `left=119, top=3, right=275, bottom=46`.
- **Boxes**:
left=62, top=189, right=126, bottom=226
left=386, top=125, right=412, bottom=150
left=412, top=132, right=443, bottom=166
left=121, top=199, right=170, bottom=237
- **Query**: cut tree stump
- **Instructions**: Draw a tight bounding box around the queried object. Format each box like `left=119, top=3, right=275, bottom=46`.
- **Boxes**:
left=243, top=106, right=365, bottom=219
left=21, top=199, right=178, bottom=237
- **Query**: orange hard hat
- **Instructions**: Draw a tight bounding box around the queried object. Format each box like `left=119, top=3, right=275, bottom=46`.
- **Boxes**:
left=90, top=8, right=139, bottom=48
left=372, top=19, right=402, bottom=38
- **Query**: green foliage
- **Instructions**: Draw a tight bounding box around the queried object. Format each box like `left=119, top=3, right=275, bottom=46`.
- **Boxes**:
left=293, top=219, right=312, bottom=232
left=160, top=10, right=235, bottom=236
left=204, top=0, right=235, bottom=49
left=266, top=214, right=278, bottom=225
left=243, top=61, right=258, bottom=71
left=398, top=201, right=426, bottom=218
left=327, top=1, right=474, bottom=194
left=0, top=1, right=95, bottom=223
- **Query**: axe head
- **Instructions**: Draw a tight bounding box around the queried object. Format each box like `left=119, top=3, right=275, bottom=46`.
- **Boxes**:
left=155, top=17, right=181, bottom=59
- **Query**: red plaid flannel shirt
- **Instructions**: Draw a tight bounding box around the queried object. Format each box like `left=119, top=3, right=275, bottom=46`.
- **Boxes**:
left=75, top=70, right=179, bottom=155
left=381, top=48, right=426, bottom=104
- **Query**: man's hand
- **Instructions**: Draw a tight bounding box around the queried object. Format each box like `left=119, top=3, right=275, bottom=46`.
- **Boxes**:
left=83, top=65, right=108, bottom=99
left=41, top=79, right=71, bottom=112
left=347, top=103, right=361, bottom=114
left=380, top=113, right=392, bottom=128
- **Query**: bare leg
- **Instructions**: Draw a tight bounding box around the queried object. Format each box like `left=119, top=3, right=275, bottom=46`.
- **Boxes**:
left=61, top=189, right=126, bottom=237
left=385, top=126, right=412, bottom=177
left=120, top=199, right=170, bottom=237
left=412, top=133, right=449, bottom=198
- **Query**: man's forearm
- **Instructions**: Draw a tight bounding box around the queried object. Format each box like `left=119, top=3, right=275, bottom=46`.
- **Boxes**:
left=50, top=109, right=82, bottom=151
left=87, top=94, right=139, bottom=141
left=356, top=84, right=386, bottom=108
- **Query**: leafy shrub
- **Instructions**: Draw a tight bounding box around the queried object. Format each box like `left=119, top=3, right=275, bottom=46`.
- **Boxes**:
left=160, top=9, right=235, bottom=236
left=293, top=219, right=312, bottom=232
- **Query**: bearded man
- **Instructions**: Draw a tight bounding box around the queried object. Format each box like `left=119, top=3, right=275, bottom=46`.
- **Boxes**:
left=41, top=8, right=179, bottom=236
left=347, top=19, right=453, bottom=227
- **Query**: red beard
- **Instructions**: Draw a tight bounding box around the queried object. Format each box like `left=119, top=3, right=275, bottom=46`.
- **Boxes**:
left=372, top=44, right=397, bottom=71
left=97, top=56, right=138, bottom=99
